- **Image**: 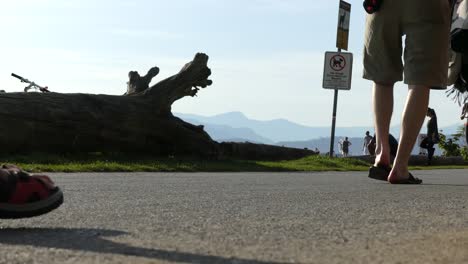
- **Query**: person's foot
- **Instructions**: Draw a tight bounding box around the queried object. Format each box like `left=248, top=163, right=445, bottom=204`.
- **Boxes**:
left=388, top=173, right=422, bottom=184
left=374, top=144, right=391, bottom=168
left=0, top=164, right=63, bottom=219
left=387, top=167, right=422, bottom=184
left=368, top=163, right=391, bottom=181
left=368, top=142, right=392, bottom=182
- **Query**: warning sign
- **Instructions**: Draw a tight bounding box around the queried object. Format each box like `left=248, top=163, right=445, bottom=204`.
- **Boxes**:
left=322, top=51, right=353, bottom=90
left=336, top=0, right=351, bottom=51
left=330, top=54, right=346, bottom=71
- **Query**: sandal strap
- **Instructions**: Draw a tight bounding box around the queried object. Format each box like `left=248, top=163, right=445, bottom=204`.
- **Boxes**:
left=0, top=173, right=18, bottom=203
left=8, top=177, right=52, bottom=204
left=408, top=174, right=423, bottom=184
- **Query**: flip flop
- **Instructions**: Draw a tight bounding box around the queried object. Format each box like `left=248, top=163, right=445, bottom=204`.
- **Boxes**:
left=368, top=164, right=391, bottom=181
left=388, top=173, right=423, bottom=185
left=0, top=164, right=63, bottom=219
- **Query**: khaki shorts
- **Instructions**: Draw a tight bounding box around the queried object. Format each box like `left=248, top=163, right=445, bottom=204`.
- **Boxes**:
left=363, top=0, right=451, bottom=88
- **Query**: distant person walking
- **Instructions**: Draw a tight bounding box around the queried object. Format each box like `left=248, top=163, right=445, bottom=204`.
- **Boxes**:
left=340, top=137, right=352, bottom=157
left=420, top=108, right=439, bottom=165
left=363, top=131, right=373, bottom=155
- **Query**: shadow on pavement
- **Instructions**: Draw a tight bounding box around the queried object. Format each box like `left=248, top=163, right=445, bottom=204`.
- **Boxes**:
left=0, top=227, right=291, bottom=264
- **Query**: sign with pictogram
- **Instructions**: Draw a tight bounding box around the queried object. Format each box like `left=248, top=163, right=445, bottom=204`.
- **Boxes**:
left=336, top=0, right=351, bottom=51
left=322, top=51, right=353, bottom=90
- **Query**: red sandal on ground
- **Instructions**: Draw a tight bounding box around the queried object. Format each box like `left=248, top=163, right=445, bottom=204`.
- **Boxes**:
left=0, top=164, right=63, bottom=219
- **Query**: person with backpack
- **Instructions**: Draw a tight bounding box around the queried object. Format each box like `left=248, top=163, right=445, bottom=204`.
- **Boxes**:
left=363, top=0, right=451, bottom=184
left=420, top=108, right=440, bottom=165
left=367, top=134, right=399, bottom=158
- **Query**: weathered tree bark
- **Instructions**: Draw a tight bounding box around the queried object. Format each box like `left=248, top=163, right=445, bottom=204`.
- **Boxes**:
left=124, top=66, right=160, bottom=95
left=0, top=53, right=218, bottom=156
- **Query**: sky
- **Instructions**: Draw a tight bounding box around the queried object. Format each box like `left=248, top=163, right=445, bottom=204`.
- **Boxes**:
left=0, top=0, right=464, bottom=129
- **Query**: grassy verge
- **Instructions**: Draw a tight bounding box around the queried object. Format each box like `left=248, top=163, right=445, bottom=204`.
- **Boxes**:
left=0, top=153, right=466, bottom=173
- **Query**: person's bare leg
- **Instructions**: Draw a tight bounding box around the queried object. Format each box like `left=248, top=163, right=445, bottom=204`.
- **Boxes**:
left=388, top=85, right=430, bottom=182
left=373, top=82, right=394, bottom=167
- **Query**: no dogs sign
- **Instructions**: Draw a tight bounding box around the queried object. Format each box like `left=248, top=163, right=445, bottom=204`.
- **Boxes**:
left=322, top=51, right=353, bottom=90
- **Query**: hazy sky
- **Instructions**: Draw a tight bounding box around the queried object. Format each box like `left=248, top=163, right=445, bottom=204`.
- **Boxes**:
left=0, top=0, right=463, bottom=128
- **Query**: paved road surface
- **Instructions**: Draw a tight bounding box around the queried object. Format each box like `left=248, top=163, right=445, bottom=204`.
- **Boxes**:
left=1, top=170, right=468, bottom=264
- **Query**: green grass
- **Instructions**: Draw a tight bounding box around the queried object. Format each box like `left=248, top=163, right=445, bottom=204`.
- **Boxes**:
left=0, top=153, right=466, bottom=173
left=258, top=155, right=371, bottom=171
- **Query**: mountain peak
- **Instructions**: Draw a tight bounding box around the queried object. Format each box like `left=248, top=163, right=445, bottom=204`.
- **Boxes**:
left=213, top=111, right=247, bottom=119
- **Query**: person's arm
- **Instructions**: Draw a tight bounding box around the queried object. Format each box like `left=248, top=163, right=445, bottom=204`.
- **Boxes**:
left=462, top=103, right=468, bottom=120
left=430, top=117, right=439, bottom=142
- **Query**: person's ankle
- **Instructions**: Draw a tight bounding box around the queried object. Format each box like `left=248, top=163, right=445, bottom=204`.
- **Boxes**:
left=374, top=154, right=391, bottom=167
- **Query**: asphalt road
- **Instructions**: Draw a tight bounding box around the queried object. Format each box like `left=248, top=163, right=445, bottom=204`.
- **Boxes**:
left=1, top=170, right=468, bottom=264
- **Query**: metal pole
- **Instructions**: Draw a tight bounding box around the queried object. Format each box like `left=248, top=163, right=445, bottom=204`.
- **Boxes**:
left=329, top=89, right=339, bottom=158
left=329, top=47, right=342, bottom=158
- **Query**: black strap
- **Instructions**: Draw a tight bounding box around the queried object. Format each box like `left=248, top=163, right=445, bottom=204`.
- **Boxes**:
left=0, top=173, right=18, bottom=203
left=450, top=0, right=457, bottom=21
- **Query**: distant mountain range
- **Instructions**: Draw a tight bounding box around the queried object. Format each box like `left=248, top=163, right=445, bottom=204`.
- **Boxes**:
left=177, top=111, right=377, bottom=142
left=180, top=116, right=275, bottom=144
left=175, top=111, right=462, bottom=155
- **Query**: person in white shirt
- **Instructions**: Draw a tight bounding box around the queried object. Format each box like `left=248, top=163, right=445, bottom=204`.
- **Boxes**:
left=363, top=131, right=373, bottom=155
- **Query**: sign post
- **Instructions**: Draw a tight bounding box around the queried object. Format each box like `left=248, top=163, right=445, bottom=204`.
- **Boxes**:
left=323, top=52, right=353, bottom=90
left=336, top=0, right=351, bottom=51
left=323, top=0, right=352, bottom=158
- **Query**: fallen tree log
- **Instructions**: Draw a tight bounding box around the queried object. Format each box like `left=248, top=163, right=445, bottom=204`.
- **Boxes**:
left=218, top=142, right=317, bottom=161
left=0, top=53, right=218, bottom=156
left=0, top=53, right=317, bottom=160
